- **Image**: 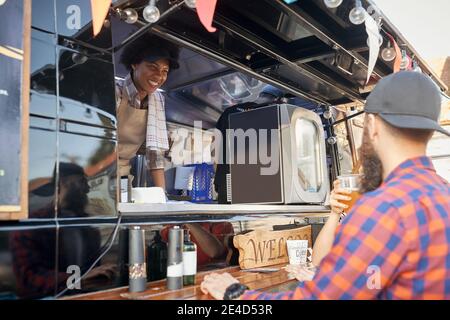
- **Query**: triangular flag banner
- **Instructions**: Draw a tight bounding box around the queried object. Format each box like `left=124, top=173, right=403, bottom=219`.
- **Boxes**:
left=196, top=0, right=218, bottom=32
left=91, top=0, right=112, bottom=37
left=364, top=13, right=381, bottom=84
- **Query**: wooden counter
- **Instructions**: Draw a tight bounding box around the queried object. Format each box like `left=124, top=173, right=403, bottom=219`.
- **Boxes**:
left=62, top=264, right=297, bottom=300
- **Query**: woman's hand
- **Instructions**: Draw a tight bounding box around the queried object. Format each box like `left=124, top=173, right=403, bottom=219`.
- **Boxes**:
left=283, top=264, right=316, bottom=282
left=200, top=273, right=240, bottom=300
left=329, top=180, right=352, bottom=215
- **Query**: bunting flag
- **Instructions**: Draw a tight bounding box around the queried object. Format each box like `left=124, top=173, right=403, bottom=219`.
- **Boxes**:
left=90, top=0, right=112, bottom=37
left=196, top=0, right=218, bottom=32
left=386, top=33, right=402, bottom=73
left=365, top=13, right=381, bottom=84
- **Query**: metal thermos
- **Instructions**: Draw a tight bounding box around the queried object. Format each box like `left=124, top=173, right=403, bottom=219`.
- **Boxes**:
left=128, top=227, right=147, bottom=292
left=167, top=226, right=184, bottom=290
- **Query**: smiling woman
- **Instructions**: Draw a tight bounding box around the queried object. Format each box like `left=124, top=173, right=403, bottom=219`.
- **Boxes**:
left=116, top=34, right=179, bottom=190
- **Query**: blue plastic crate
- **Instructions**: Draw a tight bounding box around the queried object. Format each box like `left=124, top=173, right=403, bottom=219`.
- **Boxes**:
left=187, top=163, right=215, bottom=203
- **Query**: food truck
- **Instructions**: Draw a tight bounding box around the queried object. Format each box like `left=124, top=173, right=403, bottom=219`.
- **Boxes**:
left=0, top=0, right=448, bottom=300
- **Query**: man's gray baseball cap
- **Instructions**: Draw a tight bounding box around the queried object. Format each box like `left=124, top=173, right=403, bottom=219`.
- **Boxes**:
left=365, top=71, right=449, bottom=136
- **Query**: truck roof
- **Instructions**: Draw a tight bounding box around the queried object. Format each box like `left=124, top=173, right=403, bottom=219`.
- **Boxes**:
left=113, top=0, right=446, bottom=94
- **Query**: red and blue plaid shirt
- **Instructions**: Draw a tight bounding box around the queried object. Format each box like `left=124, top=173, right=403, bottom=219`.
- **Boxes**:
left=243, top=156, right=450, bottom=300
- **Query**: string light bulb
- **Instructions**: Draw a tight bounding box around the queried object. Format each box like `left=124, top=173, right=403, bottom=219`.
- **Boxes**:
left=323, top=109, right=333, bottom=120
left=400, top=50, right=410, bottom=70
left=412, top=60, right=422, bottom=73
left=143, top=0, right=160, bottom=23
left=327, top=136, right=338, bottom=145
left=72, top=52, right=88, bottom=65
left=381, top=41, right=396, bottom=62
left=324, top=0, right=343, bottom=9
left=349, top=0, right=367, bottom=25
left=122, top=8, right=138, bottom=24
left=185, top=0, right=197, bottom=8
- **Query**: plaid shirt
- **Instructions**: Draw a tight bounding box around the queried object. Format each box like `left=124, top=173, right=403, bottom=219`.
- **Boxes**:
left=116, top=73, right=149, bottom=110
left=243, top=156, right=450, bottom=300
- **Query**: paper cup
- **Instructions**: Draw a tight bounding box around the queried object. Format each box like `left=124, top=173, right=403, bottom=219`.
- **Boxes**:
left=286, top=240, right=312, bottom=265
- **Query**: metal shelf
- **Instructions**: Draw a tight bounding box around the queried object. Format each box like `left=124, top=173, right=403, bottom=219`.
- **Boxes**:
left=119, top=203, right=330, bottom=216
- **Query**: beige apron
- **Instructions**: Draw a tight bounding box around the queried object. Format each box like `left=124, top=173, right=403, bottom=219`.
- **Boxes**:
left=117, top=89, right=148, bottom=177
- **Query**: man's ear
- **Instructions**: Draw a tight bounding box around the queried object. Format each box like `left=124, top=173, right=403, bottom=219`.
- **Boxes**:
left=366, top=114, right=378, bottom=141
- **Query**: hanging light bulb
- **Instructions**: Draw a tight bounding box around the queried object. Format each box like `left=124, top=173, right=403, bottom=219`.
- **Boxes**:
left=400, top=50, right=410, bottom=70
left=185, top=0, right=197, bottom=8
left=349, top=0, right=367, bottom=25
left=381, top=41, right=396, bottom=62
left=323, top=109, right=333, bottom=120
left=327, top=136, right=338, bottom=145
left=72, top=52, right=88, bottom=65
left=143, top=0, right=160, bottom=23
left=324, top=0, right=343, bottom=9
left=122, top=8, right=138, bottom=24
left=412, top=60, right=422, bottom=73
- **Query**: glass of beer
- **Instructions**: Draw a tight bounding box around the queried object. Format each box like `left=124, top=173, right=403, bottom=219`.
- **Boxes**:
left=337, top=174, right=361, bottom=211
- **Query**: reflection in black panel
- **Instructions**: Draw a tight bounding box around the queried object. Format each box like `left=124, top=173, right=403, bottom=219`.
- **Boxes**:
left=58, top=47, right=116, bottom=128
left=274, top=65, right=345, bottom=101
left=31, top=0, right=55, bottom=34
left=0, top=0, right=25, bottom=206
left=55, top=0, right=112, bottom=49
left=28, top=127, right=57, bottom=219
left=0, top=226, right=57, bottom=299
left=56, top=224, right=121, bottom=297
left=30, top=30, right=57, bottom=118
left=58, top=130, right=117, bottom=218
left=159, top=223, right=235, bottom=271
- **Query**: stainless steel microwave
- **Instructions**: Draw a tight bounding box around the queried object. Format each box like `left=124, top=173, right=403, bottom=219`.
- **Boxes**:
left=228, top=104, right=329, bottom=204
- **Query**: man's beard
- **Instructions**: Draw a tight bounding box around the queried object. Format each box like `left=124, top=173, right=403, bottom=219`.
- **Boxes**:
left=359, top=127, right=383, bottom=194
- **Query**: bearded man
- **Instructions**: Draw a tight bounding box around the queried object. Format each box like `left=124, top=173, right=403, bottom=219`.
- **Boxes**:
left=200, top=71, right=450, bottom=300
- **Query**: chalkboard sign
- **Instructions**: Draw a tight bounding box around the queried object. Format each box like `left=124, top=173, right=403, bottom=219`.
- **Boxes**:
left=0, top=0, right=31, bottom=220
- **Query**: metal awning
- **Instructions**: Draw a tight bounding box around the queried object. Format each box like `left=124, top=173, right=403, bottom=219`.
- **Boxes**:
left=110, top=0, right=447, bottom=108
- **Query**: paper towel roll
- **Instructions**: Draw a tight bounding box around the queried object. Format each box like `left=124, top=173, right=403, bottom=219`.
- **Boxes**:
left=132, top=187, right=166, bottom=204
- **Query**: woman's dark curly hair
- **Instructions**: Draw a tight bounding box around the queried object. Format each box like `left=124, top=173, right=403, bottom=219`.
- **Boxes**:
left=120, top=33, right=180, bottom=71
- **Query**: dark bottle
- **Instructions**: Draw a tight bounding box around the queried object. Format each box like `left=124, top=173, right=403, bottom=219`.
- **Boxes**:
left=147, top=230, right=168, bottom=281
left=183, top=229, right=197, bottom=286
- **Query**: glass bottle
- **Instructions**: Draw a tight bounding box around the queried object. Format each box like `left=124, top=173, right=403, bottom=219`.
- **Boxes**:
left=182, top=229, right=197, bottom=286
left=147, top=230, right=167, bottom=281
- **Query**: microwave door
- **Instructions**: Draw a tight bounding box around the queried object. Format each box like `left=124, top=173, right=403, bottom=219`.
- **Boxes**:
left=281, top=105, right=329, bottom=204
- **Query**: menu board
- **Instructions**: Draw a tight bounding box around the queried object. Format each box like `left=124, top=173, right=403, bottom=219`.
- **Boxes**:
left=0, top=0, right=31, bottom=220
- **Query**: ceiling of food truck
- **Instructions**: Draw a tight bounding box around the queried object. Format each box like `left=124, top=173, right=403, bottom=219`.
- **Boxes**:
left=110, top=0, right=447, bottom=128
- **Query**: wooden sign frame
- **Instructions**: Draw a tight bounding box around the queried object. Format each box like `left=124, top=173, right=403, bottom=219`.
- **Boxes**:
left=0, top=0, right=31, bottom=220
left=233, top=225, right=312, bottom=269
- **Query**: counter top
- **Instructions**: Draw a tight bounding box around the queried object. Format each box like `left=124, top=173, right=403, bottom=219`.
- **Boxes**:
left=119, top=203, right=330, bottom=217
left=62, top=264, right=297, bottom=300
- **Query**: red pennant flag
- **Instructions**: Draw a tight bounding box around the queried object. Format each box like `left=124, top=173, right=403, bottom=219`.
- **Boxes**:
left=386, top=33, right=402, bottom=73
left=196, top=0, right=218, bottom=32
left=91, top=0, right=112, bottom=37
